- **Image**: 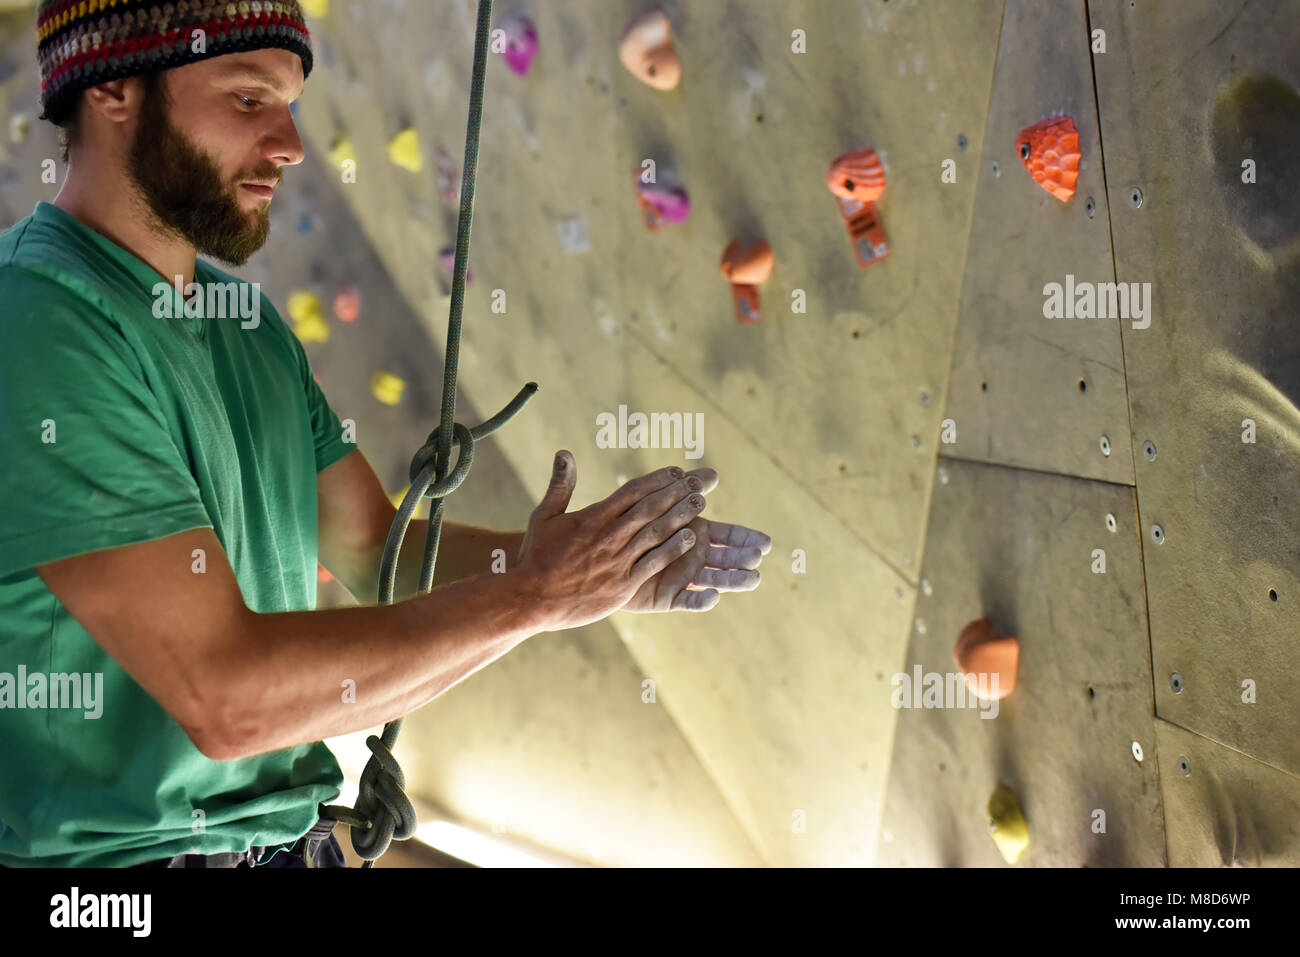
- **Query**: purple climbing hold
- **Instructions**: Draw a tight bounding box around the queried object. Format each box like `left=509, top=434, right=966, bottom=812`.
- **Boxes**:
left=636, top=181, right=691, bottom=229
left=494, top=15, right=538, bottom=77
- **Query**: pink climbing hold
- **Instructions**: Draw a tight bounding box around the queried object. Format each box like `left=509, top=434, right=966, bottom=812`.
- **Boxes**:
left=636, top=176, right=690, bottom=230
left=495, top=15, right=538, bottom=76
left=333, top=285, right=361, bottom=323
left=440, top=246, right=473, bottom=286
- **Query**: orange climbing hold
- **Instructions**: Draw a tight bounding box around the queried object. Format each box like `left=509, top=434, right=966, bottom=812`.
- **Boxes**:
left=1015, top=116, right=1080, bottom=202
left=827, top=148, right=889, bottom=268
left=954, top=618, right=1019, bottom=700
left=721, top=239, right=773, bottom=324
left=619, top=10, right=681, bottom=91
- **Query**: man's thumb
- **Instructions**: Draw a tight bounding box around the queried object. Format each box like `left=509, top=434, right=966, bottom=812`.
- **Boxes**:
left=536, top=450, right=576, bottom=516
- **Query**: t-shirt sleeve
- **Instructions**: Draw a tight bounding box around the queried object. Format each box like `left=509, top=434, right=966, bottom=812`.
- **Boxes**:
left=279, top=307, right=354, bottom=474
left=0, top=270, right=214, bottom=580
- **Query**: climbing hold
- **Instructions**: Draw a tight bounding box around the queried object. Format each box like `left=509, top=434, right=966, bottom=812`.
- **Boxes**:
left=635, top=174, right=690, bottom=230
left=434, top=149, right=461, bottom=207
left=317, top=563, right=333, bottom=584
left=720, top=239, right=774, bottom=325
left=494, top=15, right=538, bottom=76
left=286, top=290, right=329, bottom=343
left=954, top=618, right=1019, bottom=700
left=387, top=127, right=423, bottom=174
left=299, top=0, right=330, bottom=17
left=372, top=371, right=406, bottom=406
left=438, top=246, right=473, bottom=286
left=328, top=133, right=356, bottom=172
left=388, top=485, right=410, bottom=510
left=9, top=112, right=30, bottom=145
left=619, top=10, right=681, bottom=91
left=986, top=784, right=1029, bottom=865
left=1015, top=116, right=1080, bottom=202
left=333, top=285, right=361, bottom=323
left=827, top=149, right=889, bottom=268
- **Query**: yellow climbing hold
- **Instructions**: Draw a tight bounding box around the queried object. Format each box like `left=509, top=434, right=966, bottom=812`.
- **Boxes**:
left=372, top=371, right=406, bottom=406
left=387, top=128, right=423, bottom=174
left=299, top=0, right=329, bottom=17
left=329, top=133, right=356, bottom=172
left=986, top=784, right=1029, bottom=864
left=389, top=485, right=410, bottom=510
left=287, top=290, right=330, bottom=343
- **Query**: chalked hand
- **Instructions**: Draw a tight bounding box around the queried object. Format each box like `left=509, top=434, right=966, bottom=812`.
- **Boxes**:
left=622, top=491, right=772, bottom=614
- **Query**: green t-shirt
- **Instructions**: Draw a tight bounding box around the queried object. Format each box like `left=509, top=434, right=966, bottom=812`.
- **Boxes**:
left=0, top=201, right=352, bottom=867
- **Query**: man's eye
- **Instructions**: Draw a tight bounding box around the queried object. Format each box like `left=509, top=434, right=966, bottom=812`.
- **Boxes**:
left=237, top=94, right=259, bottom=107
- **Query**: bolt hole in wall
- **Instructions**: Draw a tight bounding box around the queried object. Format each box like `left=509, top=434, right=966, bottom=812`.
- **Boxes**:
left=1087, top=686, right=1095, bottom=700
left=1078, top=378, right=1087, bottom=392
left=980, top=381, right=988, bottom=392
left=1269, top=588, right=1278, bottom=602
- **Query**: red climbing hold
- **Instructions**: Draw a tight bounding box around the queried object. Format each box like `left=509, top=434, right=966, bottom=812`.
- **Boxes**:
left=954, top=618, right=1019, bottom=700
left=1015, top=116, right=1080, bottom=202
left=827, top=148, right=889, bottom=268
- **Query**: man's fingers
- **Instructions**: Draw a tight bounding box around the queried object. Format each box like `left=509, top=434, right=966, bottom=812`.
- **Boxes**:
left=683, top=467, right=718, bottom=495
left=695, top=566, right=760, bottom=592
left=673, top=587, right=720, bottom=612
left=705, top=543, right=766, bottom=571
left=704, top=520, right=772, bottom=556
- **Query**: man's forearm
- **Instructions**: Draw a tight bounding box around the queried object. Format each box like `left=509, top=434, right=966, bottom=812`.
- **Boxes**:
left=360, top=520, right=525, bottom=604
left=213, top=564, right=549, bottom=760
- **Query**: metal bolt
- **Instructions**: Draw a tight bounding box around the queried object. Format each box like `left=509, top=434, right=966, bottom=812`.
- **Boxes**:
left=1131, top=741, right=1144, bottom=762
left=920, top=391, right=931, bottom=406
left=1178, top=756, right=1191, bottom=776
left=1151, top=523, right=1165, bottom=544
left=1143, top=440, right=1157, bottom=461
left=1106, top=512, right=1117, bottom=533
left=911, top=434, right=922, bottom=449
left=1130, top=186, right=1143, bottom=208
left=956, top=134, right=968, bottom=152
left=1085, top=196, right=1096, bottom=218
left=1099, top=435, right=1112, bottom=456
left=1170, top=672, right=1183, bottom=693
left=991, top=160, right=1000, bottom=178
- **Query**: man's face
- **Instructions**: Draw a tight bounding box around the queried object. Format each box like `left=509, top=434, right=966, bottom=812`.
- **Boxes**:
left=126, top=49, right=305, bottom=266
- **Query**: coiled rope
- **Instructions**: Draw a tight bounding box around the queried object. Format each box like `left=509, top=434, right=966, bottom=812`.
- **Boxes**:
left=316, top=0, right=537, bottom=867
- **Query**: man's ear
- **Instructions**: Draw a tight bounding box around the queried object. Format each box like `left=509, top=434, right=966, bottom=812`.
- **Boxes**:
left=82, top=77, right=137, bottom=126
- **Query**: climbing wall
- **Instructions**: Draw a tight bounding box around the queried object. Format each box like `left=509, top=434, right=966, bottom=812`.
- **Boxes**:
left=293, top=0, right=1002, bottom=866
left=882, top=0, right=1300, bottom=867
left=1091, top=0, right=1300, bottom=863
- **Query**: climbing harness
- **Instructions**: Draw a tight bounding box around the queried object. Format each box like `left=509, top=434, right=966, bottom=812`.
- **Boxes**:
left=316, top=0, right=538, bottom=867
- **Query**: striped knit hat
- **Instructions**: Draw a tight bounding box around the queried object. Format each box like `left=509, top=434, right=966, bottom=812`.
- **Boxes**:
left=36, top=0, right=314, bottom=125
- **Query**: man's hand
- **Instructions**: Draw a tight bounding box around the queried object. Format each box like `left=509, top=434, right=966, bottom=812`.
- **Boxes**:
left=621, top=468, right=772, bottom=613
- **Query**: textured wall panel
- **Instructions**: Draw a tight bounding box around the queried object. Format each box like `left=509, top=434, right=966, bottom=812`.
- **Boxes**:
left=1156, top=719, right=1300, bottom=866
left=1091, top=0, right=1300, bottom=774
left=879, top=456, right=1163, bottom=866
left=943, top=0, right=1134, bottom=485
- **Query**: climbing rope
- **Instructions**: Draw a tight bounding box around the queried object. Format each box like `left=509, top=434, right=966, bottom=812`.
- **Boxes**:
left=317, top=0, right=538, bottom=867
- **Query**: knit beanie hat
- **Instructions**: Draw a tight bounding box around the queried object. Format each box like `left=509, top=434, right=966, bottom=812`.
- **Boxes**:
left=36, top=0, right=314, bottom=125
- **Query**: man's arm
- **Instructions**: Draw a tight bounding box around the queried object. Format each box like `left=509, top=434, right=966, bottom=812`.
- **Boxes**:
left=317, top=448, right=523, bottom=603
left=36, top=526, right=547, bottom=762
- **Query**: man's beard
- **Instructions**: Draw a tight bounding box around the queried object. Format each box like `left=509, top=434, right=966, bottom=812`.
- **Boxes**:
left=127, top=85, right=276, bottom=266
